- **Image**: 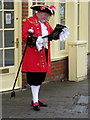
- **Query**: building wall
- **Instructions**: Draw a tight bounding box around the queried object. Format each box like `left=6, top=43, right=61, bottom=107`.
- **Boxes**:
left=0, top=1, right=88, bottom=91
left=22, top=2, right=68, bottom=88
left=22, top=1, right=89, bottom=87
left=88, top=2, right=90, bottom=53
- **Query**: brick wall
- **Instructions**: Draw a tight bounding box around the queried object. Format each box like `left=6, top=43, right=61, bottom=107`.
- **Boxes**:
left=22, top=1, right=28, bottom=20
left=46, top=58, right=68, bottom=82
left=22, top=1, right=28, bottom=88
left=22, top=2, right=68, bottom=88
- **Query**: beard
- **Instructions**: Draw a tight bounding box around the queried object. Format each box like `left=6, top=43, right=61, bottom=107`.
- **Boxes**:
left=40, top=19, right=47, bottom=23
left=40, top=17, right=50, bottom=22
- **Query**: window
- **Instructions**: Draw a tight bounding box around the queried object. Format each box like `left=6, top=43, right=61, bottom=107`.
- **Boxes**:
left=59, top=2, right=66, bottom=50
left=60, top=3, right=65, bottom=25
left=77, top=1, right=80, bottom=40
left=32, top=0, right=45, bottom=15
left=0, top=0, right=15, bottom=67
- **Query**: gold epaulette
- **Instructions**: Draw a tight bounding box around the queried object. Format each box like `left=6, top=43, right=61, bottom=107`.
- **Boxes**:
left=22, top=18, right=26, bottom=22
left=27, top=18, right=38, bottom=24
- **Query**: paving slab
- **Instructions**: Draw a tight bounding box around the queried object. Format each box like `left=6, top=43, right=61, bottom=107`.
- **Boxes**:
left=1, top=79, right=88, bottom=119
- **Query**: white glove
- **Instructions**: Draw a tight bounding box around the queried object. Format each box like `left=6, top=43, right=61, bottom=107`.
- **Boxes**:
left=36, top=36, right=49, bottom=51
left=36, top=36, right=44, bottom=51
left=59, top=27, right=70, bottom=42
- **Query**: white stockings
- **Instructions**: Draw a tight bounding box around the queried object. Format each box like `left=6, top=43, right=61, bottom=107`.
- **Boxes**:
left=30, top=85, right=40, bottom=103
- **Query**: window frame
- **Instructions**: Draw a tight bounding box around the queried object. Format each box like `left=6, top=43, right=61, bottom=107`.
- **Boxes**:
left=28, top=0, right=45, bottom=16
left=0, top=0, right=15, bottom=68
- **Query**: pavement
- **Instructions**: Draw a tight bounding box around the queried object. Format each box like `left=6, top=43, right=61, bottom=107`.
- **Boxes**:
left=1, top=54, right=90, bottom=119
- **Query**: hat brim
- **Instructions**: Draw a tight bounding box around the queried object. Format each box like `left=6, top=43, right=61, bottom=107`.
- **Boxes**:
left=30, top=5, right=54, bottom=15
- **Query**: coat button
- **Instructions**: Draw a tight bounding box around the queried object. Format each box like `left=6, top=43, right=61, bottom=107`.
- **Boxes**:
left=37, top=63, right=39, bottom=66
left=35, top=49, right=37, bottom=52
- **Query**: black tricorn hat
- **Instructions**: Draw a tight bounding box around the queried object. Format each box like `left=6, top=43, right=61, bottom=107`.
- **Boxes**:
left=30, top=5, right=56, bottom=16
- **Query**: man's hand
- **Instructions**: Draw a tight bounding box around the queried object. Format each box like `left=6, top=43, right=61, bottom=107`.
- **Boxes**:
left=27, top=35, right=37, bottom=48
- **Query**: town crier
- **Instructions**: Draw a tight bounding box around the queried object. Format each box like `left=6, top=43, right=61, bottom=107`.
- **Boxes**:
left=22, top=5, right=56, bottom=111
left=22, top=4, right=69, bottom=111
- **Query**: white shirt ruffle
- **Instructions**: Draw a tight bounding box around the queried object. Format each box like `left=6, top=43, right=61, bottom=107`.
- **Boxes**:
left=36, top=22, right=48, bottom=51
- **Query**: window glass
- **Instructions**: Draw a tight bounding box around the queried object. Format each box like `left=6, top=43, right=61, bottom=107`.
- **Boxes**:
left=60, top=41, right=65, bottom=50
left=59, top=0, right=65, bottom=2
left=0, top=31, right=2, bottom=48
left=37, top=0, right=44, bottom=1
left=5, top=49, right=14, bottom=66
left=0, top=0, right=2, bottom=9
left=4, top=30, right=14, bottom=47
left=37, top=2, right=44, bottom=5
left=0, top=50, right=3, bottom=67
left=0, top=12, right=2, bottom=28
left=4, top=0, right=14, bottom=9
left=60, top=3, right=65, bottom=25
left=32, top=2, right=36, bottom=5
left=33, top=0, right=44, bottom=1
left=60, top=3, right=65, bottom=50
left=4, top=11, right=14, bottom=28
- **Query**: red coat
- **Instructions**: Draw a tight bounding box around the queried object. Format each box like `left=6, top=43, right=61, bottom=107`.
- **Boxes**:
left=22, top=14, right=53, bottom=74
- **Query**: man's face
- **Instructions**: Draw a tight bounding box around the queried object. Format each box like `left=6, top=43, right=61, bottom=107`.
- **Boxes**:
left=37, top=12, right=50, bottom=22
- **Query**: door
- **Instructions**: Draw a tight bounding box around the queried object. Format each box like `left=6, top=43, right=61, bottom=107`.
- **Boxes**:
left=0, top=0, right=22, bottom=91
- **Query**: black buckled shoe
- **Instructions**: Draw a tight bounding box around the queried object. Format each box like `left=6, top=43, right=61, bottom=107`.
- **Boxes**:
left=38, top=100, right=48, bottom=107
left=33, top=102, right=40, bottom=111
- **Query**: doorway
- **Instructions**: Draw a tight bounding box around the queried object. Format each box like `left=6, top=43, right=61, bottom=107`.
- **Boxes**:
left=0, top=0, right=22, bottom=91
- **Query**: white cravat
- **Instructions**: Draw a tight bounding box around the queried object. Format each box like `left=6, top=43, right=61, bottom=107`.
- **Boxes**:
left=40, top=22, right=48, bottom=37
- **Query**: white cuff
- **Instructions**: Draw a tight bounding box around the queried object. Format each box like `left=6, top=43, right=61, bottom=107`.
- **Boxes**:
left=28, top=28, right=34, bottom=34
